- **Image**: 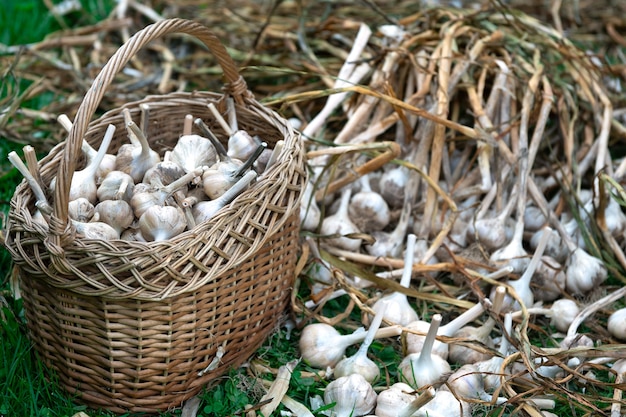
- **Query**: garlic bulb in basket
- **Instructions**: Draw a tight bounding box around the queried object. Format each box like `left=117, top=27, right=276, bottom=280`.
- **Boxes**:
left=116, top=120, right=160, bottom=182
left=68, top=197, right=94, bottom=223
left=169, top=134, right=217, bottom=174
left=324, top=373, right=377, bottom=417
left=193, top=170, right=257, bottom=224
left=138, top=205, right=187, bottom=242
left=97, top=170, right=135, bottom=202
left=93, top=200, right=134, bottom=236
left=71, top=219, right=119, bottom=240
left=131, top=168, right=202, bottom=218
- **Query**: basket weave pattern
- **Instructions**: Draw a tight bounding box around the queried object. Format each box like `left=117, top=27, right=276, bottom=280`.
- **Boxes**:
left=5, top=19, right=305, bottom=413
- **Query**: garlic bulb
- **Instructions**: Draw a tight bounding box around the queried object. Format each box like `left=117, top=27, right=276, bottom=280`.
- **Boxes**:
left=366, top=192, right=412, bottom=258
left=62, top=124, right=115, bottom=204
left=193, top=170, right=257, bottom=224
left=131, top=168, right=202, bottom=218
left=468, top=195, right=516, bottom=251
left=71, top=219, right=119, bottom=240
left=93, top=200, right=134, bottom=236
left=565, top=247, right=608, bottom=295
left=68, top=197, right=94, bottom=222
left=115, top=120, right=160, bottom=182
left=227, top=130, right=260, bottom=161
left=299, top=322, right=401, bottom=369
left=532, top=256, right=566, bottom=302
left=324, top=374, right=377, bottom=417
left=405, top=301, right=486, bottom=359
left=142, top=160, right=186, bottom=186
left=96, top=170, right=135, bottom=202
left=448, top=287, right=505, bottom=365
left=370, top=233, right=419, bottom=326
left=608, top=308, right=626, bottom=341
left=375, top=383, right=435, bottom=417
left=138, top=205, right=187, bottom=242
left=399, top=314, right=451, bottom=388
left=202, top=142, right=266, bottom=199
left=320, top=188, right=362, bottom=251
left=306, top=237, right=333, bottom=284
left=444, top=364, right=506, bottom=404
left=379, top=166, right=409, bottom=209
left=413, top=387, right=471, bottom=417
left=348, top=175, right=390, bottom=232
left=549, top=299, right=580, bottom=333
left=334, top=302, right=387, bottom=383
left=169, top=134, right=217, bottom=173
left=475, top=312, right=513, bottom=392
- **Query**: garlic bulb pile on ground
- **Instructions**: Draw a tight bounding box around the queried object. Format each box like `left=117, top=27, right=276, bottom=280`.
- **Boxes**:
left=14, top=105, right=275, bottom=243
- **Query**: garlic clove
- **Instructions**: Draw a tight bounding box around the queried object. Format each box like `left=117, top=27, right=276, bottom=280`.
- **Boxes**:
left=323, top=374, right=377, bottom=417
left=138, top=205, right=187, bottom=242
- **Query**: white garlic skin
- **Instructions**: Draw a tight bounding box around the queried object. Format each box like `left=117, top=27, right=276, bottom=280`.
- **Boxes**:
left=565, top=248, right=607, bottom=295
left=608, top=308, right=626, bottom=341
left=138, top=205, right=187, bottom=242
left=398, top=351, right=451, bottom=389
left=532, top=256, right=566, bottom=302
left=404, top=320, right=447, bottom=358
left=93, top=199, right=134, bottom=236
left=372, top=293, right=418, bottom=327
left=549, top=299, right=580, bottom=333
left=68, top=198, right=94, bottom=223
left=299, top=323, right=363, bottom=368
left=378, top=166, right=408, bottom=209
left=72, top=219, right=119, bottom=240
left=413, top=387, right=470, bottom=417
left=348, top=177, right=390, bottom=233
left=97, top=170, right=135, bottom=202
left=448, top=326, right=495, bottom=365
left=320, top=188, right=362, bottom=251
left=169, top=134, right=217, bottom=173
left=324, top=374, right=377, bottom=417
left=227, top=130, right=258, bottom=161
left=374, top=382, right=418, bottom=417
left=300, top=181, right=321, bottom=231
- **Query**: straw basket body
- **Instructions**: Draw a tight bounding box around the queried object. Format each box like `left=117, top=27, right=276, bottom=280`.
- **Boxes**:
left=5, top=19, right=305, bottom=413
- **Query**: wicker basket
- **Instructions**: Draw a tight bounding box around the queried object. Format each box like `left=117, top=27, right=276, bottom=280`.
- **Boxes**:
left=5, top=19, right=305, bottom=413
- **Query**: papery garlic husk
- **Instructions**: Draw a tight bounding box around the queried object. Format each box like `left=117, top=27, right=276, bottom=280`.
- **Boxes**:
left=120, top=227, right=147, bottom=242
left=97, top=170, right=135, bottom=202
left=608, top=308, right=626, bottom=341
left=565, top=248, right=608, bottom=295
left=530, top=227, right=568, bottom=264
left=93, top=199, right=134, bottom=236
left=348, top=175, right=390, bottom=233
left=169, top=134, right=217, bottom=173
left=378, top=166, right=409, bottom=209
left=532, top=256, right=566, bottom=302
left=68, top=197, right=94, bottom=222
left=72, top=219, right=119, bottom=240
left=448, top=325, right=495, bottom=365
left=324, top=374, right=377, bottom=417
left=549, top=299, right=580, bottom=333
left=413, top=388, right=471, bottom=417
left=443, top=364, right=505, bottom=404
left=227, top=130, right=260, bottom=161
left=375, top=383, right=418, bottom=417
left=138, top=205, right=187, bottom=242
left=142, top=160, right=186, bottom=186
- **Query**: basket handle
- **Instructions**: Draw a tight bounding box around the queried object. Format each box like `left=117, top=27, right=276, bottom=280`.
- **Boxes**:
left=49, top=18, right=249, bottom=249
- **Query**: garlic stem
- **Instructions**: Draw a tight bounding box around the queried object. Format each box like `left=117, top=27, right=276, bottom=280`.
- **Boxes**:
left=233, top=142, right=267, bottom=177
left=183, top=114, right=193, bottom=136
left=194, top=117, right=229, bottom=158
left=207, top=102, right=233, bottom=136
left=139, top=103, right=150, bottom=137
left=397, top=387, right=436, bottom=417
left=440, top=300, right=487, bottom=337
left=263, top=140, right=284, bottom=172
left=8, top=151, right=52, bottom=214
left=193, top=170, right=257, bottom=224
